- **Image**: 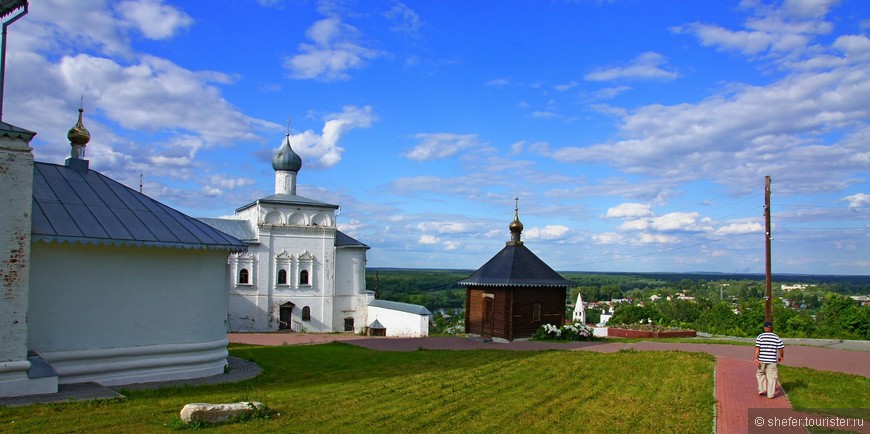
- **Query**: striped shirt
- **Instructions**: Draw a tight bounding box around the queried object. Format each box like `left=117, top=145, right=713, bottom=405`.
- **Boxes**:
left=756, top=332, right=784, bottom=364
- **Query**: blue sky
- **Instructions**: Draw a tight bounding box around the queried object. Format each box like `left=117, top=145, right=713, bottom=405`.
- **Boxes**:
left=7, top=0, right=869, bottom=274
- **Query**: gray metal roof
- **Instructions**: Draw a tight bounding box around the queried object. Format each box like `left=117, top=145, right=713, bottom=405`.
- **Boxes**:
left=459, top=243, right=574, bottom=288
left=197, top=218, right=258, bottom=243
left=368, top=299, right=432, bottom=316
left=335, top=230, right=369, bottom=249
left=235, top=193, right=339, bottom=213
left=367, top=319, right=386, bottom=329
left=31, top=161, right=247, bottom=252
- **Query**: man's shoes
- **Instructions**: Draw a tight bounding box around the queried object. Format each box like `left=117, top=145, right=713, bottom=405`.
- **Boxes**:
left=758, top=392, right=766, bottom=396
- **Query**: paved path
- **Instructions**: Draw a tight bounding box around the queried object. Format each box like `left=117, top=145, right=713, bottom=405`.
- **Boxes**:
left=232, top=334, right=870, bottom=433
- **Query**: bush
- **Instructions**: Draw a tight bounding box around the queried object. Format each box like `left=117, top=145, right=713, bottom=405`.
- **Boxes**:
left=533, top=323, right=597, bottom=341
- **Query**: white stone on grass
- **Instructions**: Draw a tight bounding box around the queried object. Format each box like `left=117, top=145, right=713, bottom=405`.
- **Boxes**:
left=180, top=402, right=264, bottom=425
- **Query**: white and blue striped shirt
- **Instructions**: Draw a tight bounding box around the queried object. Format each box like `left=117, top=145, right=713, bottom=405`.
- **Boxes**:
left=756, top=332, right=784, bottom=364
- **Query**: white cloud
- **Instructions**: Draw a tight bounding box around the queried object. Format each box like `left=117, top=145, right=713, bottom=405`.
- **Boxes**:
left=486, top=78, right=510, bottom=87
left=842, top=193, right=869, bottom=208
left=417, top=222, right=475, bottom=234
left=384, top=2, right=422, bottom=36
left=606, top=203, right=652, bottom=218
left=285, top=17, right=381, bottom=81
left=288, top=105, right=377, bottom=168
left=418, top=234, right=439, bottom=245
left=584, top=52, right=679, bottom=82
left=637, top=233, right=680, bottom=244
left=554, top=81, right=578, bottom=91
left=715, top=222, right=763, bottom=235
left=592, top=233, right=625, bottom=245
left=672, top=0, right=837, bottom=61
left=116, top=0, right=193, bottom=40
left=210, top=176, right=257, bottom=189
left=618, top=212, right=706, bottom=233
left=524, top=225, right=570, bottom=240
left=404, top=133, right=481, bottom=161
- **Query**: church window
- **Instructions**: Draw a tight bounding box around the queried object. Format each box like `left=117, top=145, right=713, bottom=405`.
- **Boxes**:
left=239, top=268, right=249, bottom=284
left=344, top=317, right=354, bottom=332
left=302, top=306, right=311, bottom=321
left=277, top=269, right=287, bottom=285
left=299, top=269, right=309, bottom=285
left=532, top=302, right=541, bottom=321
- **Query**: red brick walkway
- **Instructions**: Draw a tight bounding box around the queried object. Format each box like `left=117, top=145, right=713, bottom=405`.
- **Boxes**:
left=230, top=334, right=870, bottom=433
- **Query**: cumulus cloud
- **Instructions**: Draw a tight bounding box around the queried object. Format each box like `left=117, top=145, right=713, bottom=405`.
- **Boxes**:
left=715, top=221, right=763, bottom=235
left=287, top=105, right=378, bottom=168
left=284, top=17, right=382, bottom=81
left=404, top=133, right=481, bottom=161
left=606, top=203, right=653, bottom=218
left=637, top=233, right=680, bottom=244
left=584, top=52, right=679, bottom=82
left=524, top=225, right=570, bottom=240
left=843, top=193, right=869, bottom=208
left=671, top=0, right=837, bottom=61
left=618, top=212, right=708, bottom=233
left=116, top=0, right=193, bottom=40
left=418, top=234, right=439, bottom=245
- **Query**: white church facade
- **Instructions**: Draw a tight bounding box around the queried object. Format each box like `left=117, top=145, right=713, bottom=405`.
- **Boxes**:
left=200, top=133, right=377, bottom=333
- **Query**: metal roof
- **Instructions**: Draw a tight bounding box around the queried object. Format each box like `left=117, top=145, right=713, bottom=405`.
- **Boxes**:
left=459, top=243, right=574, bottom=288
left=31, top=161, right=247, bottom=252
left=235, top=193, right=339, bottom=213
left=367, top=319, right=386, bottom=329
left=335, top=230, right=369, bottom=249
left=196, top=218, right=258, bottom=243
left=368, top=299, right=432, bottom=316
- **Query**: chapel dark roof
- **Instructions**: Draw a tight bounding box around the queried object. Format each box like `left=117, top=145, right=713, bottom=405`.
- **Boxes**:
left=458, top=243, right=573, bottom=288
left=31, top=161, right=247, bottom=252
left=459, top=201, right=573, bottom=288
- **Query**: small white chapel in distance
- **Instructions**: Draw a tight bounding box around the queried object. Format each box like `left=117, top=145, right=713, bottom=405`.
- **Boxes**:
left=200, top=131, right=429, bottom=335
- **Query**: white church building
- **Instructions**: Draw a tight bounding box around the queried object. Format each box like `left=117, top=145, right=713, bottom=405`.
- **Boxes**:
left=201, top=132, right=410, bottom=334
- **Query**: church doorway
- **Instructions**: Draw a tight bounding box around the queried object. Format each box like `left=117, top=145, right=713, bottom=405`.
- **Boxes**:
left=279, top=302, right=294, bottom=330
left=482, top=295, right=494, bottom=339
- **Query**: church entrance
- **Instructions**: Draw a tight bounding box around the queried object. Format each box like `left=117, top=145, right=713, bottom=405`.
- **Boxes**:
left=482, top=295, right=494, bottom=339
left=279, top=302, right=294, bottom=330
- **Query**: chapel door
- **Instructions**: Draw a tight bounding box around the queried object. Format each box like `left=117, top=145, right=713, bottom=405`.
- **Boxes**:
left=279, top=303, right=294, bottom=330
left=482, top=296, right=494, bottom=339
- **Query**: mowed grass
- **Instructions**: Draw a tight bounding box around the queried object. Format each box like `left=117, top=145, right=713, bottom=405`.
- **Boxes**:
left=778, top=366, right=870, bottom=421
left=1, top=343, right=715, bottom=433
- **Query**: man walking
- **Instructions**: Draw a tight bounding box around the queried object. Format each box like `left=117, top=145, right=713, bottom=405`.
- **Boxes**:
left=755, top=321, right=785, bottom=398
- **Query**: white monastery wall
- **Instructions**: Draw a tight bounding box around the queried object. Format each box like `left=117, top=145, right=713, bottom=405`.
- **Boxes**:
left=28, top=243, right=229, bottom=385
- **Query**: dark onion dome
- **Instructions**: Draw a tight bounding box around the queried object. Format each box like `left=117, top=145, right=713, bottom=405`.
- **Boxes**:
left=67, top=107, right=90, bottom=146
left=272, top=134, right=302, bottom=172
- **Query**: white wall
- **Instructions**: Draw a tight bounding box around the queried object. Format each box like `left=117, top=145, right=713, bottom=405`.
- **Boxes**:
left=28, top=242, right=229, bottom=385
left=368, top=306, right=430, bottom=337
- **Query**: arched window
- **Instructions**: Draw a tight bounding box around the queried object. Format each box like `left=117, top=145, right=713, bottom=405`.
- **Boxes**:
left=238, top=268, right=249, bottom=284
left=302, top=306, right=311, bottom=321
left=277, top=269, right=287, bottom=285
left=299, top=269, right=309, bottom=285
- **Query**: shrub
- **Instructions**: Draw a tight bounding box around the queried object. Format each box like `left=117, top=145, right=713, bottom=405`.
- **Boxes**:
left=533, top=323, right=597, bottom=341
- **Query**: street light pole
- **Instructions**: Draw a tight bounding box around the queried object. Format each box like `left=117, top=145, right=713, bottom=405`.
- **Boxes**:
left=764, top=176, right=772, bottom=324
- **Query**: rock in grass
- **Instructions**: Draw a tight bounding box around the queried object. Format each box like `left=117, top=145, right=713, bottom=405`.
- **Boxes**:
left=180, top=402, right=264, bottom=424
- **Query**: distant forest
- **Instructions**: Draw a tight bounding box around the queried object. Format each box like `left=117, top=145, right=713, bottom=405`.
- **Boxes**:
left=365, top=268, right=870, bottom=313
left=366, top=268, right=870, bottom=339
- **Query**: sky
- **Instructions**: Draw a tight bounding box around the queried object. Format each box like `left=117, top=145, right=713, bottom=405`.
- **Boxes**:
left=5, top=0, right=869, bottom=275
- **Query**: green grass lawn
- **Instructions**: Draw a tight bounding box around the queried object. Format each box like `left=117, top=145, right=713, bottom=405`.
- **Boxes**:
left=1, top=343, right=716, bottom=433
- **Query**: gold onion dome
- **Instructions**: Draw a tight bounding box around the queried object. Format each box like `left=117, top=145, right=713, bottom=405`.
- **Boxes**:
left=67, top=107, right=90, bottom=146
left=272, top=134, right=302, bottom=172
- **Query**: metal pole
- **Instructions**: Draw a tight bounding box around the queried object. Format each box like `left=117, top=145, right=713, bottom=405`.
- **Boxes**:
left=764, top=176, right=772, bottom=324
left=0, top=3, right=29, bottom=122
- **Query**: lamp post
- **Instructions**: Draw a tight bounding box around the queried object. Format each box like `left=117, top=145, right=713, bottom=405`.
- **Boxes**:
left=0, top=0, right=29, bottom=122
